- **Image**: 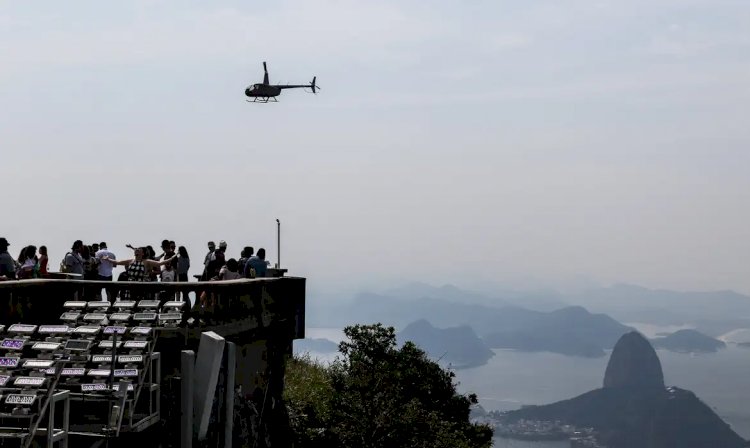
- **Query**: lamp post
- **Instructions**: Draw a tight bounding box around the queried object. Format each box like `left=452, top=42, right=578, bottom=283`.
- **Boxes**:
left=276, top=219, right=281, bottom=269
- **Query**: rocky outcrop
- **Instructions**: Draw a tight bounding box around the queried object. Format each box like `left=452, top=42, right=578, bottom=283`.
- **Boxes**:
left=651, top=329, right=726, bottom=353
left=398, top=319, right=494, bottom=368
left=603, top=331, right=664, bottom=389
left=503, top=332, right=747, bottom=448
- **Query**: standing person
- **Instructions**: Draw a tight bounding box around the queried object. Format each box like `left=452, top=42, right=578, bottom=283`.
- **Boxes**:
left=238, top=246, right=253, bottom=275
left=145, top=246, right=159, bottom=281
left=38, top=246, right=49, bottom=277
left=82, top=245, right=98, bottom=281
left=202, top=241, right=216, bottom=280
left=63, top=241, right=85, bottom=276
left=17, top=245, right=38, bottom=279
left=160, top=260, right=178, bottom=301
left=244, top=248, right=269, bottom=278
left=17, top=247, right=28, bottom=267
left=161, top=260, right=177, bottom=282
left=0, top=238, right=14, bottom=280
left=176, top=246, right=190, bottom=282
left=95, top=242, right=116, bottom=301
left=156, top=240, right=175, bottom=261
left=108, top=248, right=176, bottom=299
left=176, top=246, right=190, bottom=302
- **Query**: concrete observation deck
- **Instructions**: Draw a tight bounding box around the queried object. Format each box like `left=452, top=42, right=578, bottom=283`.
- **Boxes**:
left=0, top=276, right=306, bottom=447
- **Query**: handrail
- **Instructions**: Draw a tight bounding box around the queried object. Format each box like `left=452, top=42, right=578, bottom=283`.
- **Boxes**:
left=0, top=277, right=295, bottom=290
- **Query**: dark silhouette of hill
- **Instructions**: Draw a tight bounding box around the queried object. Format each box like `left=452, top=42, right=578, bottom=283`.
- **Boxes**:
left=397, top=319, right=494, bottom=368
left=651, top=329, right=726, bottom=353
left=483, top=306, right=632, bottom=357
left=604, top=332, right=664, bottom=388
left=503, top=332, right=747, bottom=448
left=567, top=284, right=750, bottom=336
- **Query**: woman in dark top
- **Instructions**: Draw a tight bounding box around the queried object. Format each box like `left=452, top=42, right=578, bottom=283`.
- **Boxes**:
left=82, top=245, right=98, bottom=281
left=176, top=246, right=190, bottom=282
left=38, top=246, right=49, bottom=277
left=176, top=246, right=190, bottom=301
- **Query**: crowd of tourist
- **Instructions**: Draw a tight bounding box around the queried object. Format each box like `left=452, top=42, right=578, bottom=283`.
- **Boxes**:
left=0, top=237, right=271, bottom=287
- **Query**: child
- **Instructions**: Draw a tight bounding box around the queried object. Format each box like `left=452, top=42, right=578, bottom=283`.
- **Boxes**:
left=160, top=260, right=178, bottom=301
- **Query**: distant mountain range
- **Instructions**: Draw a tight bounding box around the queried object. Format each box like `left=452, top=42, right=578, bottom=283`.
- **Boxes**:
left=565, top=283, right=750, bottom=336
left=304, top=281, right=750, bottom=359
left=309, top=281, right=750, bottom=337
left=482, top=306, right=632, bottom=357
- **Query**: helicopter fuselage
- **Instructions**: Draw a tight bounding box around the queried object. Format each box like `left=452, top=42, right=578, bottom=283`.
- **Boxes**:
left=245, top=84, right=281, bottom=98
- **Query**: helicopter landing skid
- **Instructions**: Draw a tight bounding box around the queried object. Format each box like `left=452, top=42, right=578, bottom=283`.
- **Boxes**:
left=246, top=97, right=278, bottom=103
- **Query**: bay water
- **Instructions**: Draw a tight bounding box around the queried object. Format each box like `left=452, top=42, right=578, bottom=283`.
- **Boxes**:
left=303, top=326, right=750, bottom=445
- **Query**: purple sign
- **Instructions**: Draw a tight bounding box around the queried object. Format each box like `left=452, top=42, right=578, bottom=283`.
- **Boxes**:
left=0, top=357, right=20, bottom=368
left=1, top=339, right=24, bottom=350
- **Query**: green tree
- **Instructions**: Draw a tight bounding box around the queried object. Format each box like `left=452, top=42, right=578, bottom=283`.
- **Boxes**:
left=286, top=323, right=493, bottom=448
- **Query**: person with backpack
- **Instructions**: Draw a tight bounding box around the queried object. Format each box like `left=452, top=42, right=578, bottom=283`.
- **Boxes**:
left=62, top=240, right=85, bottom=276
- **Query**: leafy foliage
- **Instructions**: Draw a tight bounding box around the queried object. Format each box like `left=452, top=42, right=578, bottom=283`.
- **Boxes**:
left=285, top=324, right=493, bottom=448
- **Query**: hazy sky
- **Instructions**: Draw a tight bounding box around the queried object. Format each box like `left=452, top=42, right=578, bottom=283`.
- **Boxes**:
left=2, top=0, right=749, bottom=295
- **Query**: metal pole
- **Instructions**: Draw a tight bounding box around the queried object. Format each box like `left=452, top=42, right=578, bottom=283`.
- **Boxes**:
left=224, top=342, right=236, bottom=448
left=276, top=219, right=281, bottom=269
left=181, top=350, right=195, bottom=448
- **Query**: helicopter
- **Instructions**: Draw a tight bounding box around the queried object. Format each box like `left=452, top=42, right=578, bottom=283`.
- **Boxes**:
left=245, top=62, right=318, bottom=103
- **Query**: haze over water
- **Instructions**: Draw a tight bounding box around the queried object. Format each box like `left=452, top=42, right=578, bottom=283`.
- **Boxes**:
left=305, top=325, right=750, bottom=441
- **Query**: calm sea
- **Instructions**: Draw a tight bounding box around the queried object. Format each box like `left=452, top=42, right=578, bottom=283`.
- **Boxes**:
left=303, top=326, right=750, bottom=446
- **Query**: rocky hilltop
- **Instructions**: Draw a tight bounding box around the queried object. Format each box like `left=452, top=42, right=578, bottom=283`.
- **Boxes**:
left=398, top=319, right=494, bottom=368
left=503, top=332, right=747, bottom=448
left=651, top=329, right=726, bottom=353
left=603, top=331, right=664, bottom=388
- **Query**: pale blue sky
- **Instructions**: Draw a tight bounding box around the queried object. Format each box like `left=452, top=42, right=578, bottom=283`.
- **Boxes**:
left=1, top=0, right=749, bottom=294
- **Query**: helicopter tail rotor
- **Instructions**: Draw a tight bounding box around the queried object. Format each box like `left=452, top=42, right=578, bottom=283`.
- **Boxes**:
left=311, top=76, right=317, bottom=94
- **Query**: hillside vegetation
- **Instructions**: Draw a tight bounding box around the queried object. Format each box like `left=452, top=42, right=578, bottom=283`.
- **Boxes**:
left=284, top=324, right=493, bottom=448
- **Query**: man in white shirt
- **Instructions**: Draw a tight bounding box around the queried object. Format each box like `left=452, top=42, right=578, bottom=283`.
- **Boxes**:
left=95, top=242, right=116, bottom=301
